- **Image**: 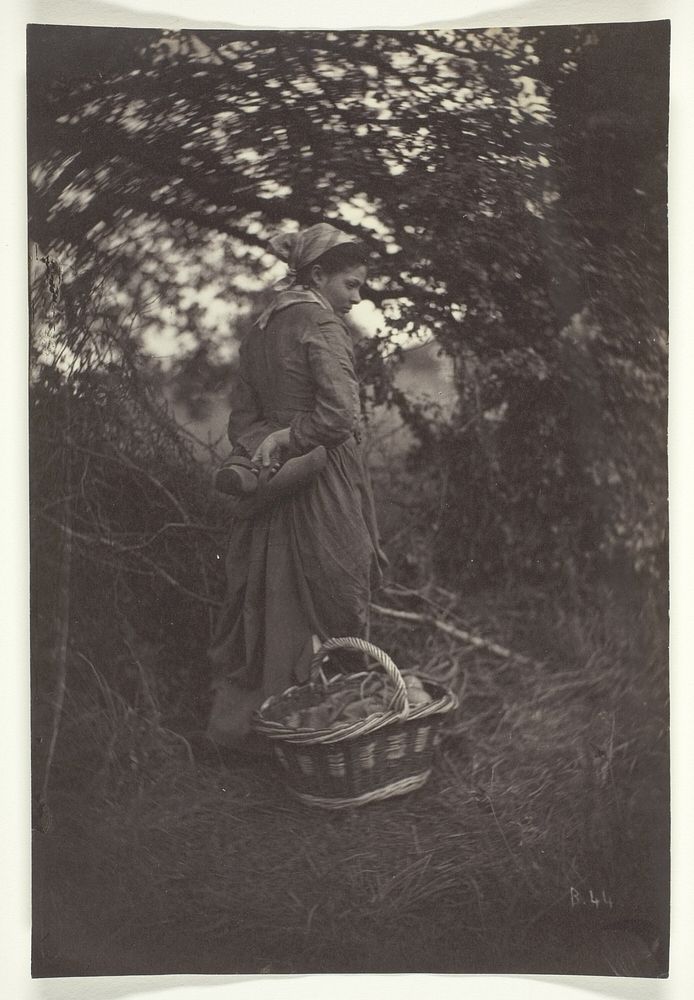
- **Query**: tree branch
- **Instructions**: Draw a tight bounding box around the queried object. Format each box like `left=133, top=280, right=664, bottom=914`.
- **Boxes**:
left=369, top=602, right=539, bottom=666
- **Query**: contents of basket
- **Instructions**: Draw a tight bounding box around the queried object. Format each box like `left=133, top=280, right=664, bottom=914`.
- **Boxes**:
left=252, top=636, right=458, bottom=809
left=282, top=673, right=432, bottom=731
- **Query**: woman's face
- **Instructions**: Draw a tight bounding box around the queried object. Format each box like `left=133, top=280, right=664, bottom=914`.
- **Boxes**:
left=311, top=264, right=367, bottom=317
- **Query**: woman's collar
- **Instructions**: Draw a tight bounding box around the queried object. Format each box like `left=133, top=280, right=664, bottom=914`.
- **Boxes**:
left=256, top=287, right=335, bottom=330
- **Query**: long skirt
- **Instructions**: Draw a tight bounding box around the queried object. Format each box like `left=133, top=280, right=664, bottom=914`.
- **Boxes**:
left=207, top=437, right=382, bottom=747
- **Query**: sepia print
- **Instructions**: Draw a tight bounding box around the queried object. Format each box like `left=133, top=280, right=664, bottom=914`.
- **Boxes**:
left=28, top=21, right=670, bottom=977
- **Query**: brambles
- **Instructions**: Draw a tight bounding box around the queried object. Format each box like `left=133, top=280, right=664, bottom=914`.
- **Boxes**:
left=29, top=23, right=668, bottom=976
left=34, top=581, right=668, bottom=975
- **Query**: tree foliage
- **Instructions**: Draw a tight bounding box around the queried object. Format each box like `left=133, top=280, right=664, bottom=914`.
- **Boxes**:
left=28, top=23, right=669, bottom=591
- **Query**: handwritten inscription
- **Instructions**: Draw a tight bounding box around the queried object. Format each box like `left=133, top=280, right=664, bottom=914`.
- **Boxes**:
left=569, top=887, right=614, bottom=910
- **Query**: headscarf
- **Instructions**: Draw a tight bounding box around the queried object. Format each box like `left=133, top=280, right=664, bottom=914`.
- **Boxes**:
left=268, top=222, right=357, bottom=291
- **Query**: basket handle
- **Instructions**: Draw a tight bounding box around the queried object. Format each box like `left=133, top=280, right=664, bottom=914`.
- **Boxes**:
left=312, top=636, right=409, bottom=718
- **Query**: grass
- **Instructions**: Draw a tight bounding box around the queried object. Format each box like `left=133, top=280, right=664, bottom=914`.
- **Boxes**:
left=31, top=581, right=669, bottom=977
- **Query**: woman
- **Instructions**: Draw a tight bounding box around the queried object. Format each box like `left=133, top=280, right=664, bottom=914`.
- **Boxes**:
left=206, top=222, right=387, bottom=750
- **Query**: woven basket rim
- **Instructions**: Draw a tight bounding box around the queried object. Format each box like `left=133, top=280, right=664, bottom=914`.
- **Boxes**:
left=253, top=670, right=458, bottom=745
left=286, top=769, right=433, bottom=809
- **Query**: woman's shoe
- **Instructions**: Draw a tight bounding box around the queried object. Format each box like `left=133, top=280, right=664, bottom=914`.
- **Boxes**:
left=221, top=447, right=328, bottom=515
left=214, top=455, right=261, bottom=496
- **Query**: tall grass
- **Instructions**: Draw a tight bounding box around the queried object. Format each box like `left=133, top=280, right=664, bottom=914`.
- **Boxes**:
left=33, top=581, right=668, bottom=976
left=29, top=268, right=668, bottom=976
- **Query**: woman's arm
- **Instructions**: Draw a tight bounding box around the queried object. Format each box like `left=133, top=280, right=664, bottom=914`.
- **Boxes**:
left=289, top=318, right=360, bottom=455
left=228, top=356, right=279, bottom=458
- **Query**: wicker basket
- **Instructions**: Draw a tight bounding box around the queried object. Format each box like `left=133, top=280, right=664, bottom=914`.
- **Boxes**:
left=252, top=636, right=458, bottom=809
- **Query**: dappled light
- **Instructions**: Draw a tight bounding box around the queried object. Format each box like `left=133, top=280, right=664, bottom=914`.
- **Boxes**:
left=28, top=22, right=669, bottom=978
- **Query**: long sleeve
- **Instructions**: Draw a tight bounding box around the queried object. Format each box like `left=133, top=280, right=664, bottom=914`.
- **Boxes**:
left=227, top=360, right=278, bottom=458
left=289, top=317, right=360, bottom=454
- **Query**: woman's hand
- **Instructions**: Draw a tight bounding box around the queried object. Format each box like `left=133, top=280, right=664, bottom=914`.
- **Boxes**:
left=252, top=427, right=291, bottom=467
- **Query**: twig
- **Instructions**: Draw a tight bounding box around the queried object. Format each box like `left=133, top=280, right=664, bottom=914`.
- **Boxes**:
left=68, top=440, right=191, bottom=524
left=137, top=556, right=222, bottom=608
left=88, top=521, right=226, bottom=552
left=123, top=636, right=160, bottom=718
left=39, top=454, right=74, bottom=824
left=369, top=602, right=539, bottom=666
left=382, top=582, right=478, bottom=631
left=172, top=420, right=227, bottom=460
left=39, top=513, right=222, bottom=608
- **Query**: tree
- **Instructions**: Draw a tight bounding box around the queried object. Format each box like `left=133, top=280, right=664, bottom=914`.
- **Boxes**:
left=28, top=24, right=668, bottom=590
